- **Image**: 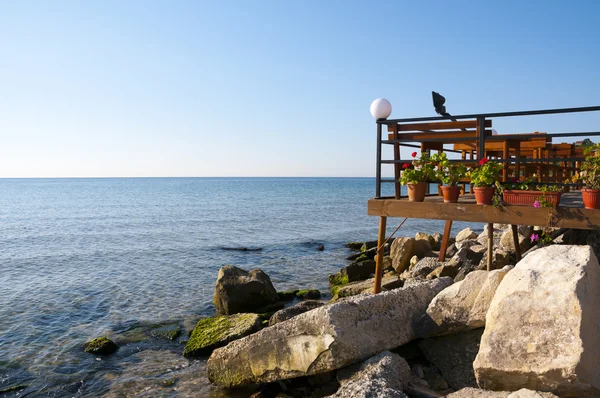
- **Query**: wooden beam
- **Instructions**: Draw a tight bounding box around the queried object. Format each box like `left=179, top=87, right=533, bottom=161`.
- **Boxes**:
left=373, top=216, right=387, bottom=294
left=438, top=220, right=453, bottom=261
left=367, top=198, right=600, bottom=230
left=387, top=120, right=492, bottom=132
left=388, top=130, right=492, bottom=141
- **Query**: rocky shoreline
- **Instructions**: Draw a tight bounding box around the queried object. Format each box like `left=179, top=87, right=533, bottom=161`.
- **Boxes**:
left=21, top=226, right=598, bottom=397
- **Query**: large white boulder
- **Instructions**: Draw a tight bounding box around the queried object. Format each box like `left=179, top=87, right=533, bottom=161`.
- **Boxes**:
left=419, top=267, right=512, bottom=337
left=474, top=245, right=600, bottom=397
left=206, top=278, right=452, bottom=387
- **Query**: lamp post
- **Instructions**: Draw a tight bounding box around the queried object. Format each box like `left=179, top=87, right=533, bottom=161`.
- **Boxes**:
left=369, top=98, right=392, bottom=294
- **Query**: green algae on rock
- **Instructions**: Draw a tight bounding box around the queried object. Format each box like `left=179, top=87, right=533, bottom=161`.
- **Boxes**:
left=83, top=336, right=118, bottom=355
left=296, top=289, right=321, bottom=300
left=277, top=290, right=299, bottom=301
left=150, top=323, right=181, bottom=341
left=183, top=313, right=262, bottom=358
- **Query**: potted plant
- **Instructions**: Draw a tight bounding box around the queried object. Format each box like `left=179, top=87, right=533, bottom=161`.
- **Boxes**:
left=468, top=158, right=502, bottom=205
left=571, top=143, right=600, bottom=209
left=501, top=176, right=563, bottom=208
left=399, top=151, right=435, bottom=202
left=431, top=152, right=468, bottom=203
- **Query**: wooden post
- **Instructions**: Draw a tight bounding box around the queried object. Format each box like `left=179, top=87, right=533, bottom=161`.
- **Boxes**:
left=511, top=224, right=522, bottom=262
left=487, top=223, right=493, bottom=271
left=438, top=220, right=453, bottom=261
left=373, top=216, right=387, bottom=294
left=393, top=125, right=401, bottom=199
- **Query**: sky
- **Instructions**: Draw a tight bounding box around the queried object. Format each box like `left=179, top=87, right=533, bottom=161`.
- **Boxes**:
left=1, top=0, right=599, bottom=178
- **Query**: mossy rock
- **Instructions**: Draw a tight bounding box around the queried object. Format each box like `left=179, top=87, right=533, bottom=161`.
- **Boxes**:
left=277, top=290, right=299, bottom=301
left=344, top=242, right=364, bottom=251
left=0, top=384, right=27, bottom=394
left=83, top=336, right=118, bottom=355
left=150, top=323, right=181, bottom=341
left=183, top=313, right=262, bottom=358
left=296, top=289, right=321, bottom=300
left=328, top=273, right=349, bottom=286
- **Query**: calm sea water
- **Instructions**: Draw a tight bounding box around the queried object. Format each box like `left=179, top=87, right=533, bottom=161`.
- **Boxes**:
left=0, top=178, right=477, bottom=396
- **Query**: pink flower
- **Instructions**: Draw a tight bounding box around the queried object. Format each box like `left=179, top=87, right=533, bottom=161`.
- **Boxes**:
left=478, top=158, right=488, bottom=166
left=402, top=163, right=410, bottom=169
left=533, top=200, right=541, bottom=208
left=411, top=152, right=417, bottom=158
left=530, top=233, right=539, bottom=243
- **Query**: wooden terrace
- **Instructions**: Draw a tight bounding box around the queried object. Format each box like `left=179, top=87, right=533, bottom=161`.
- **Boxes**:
left=370, top=105, right=600, bottom=293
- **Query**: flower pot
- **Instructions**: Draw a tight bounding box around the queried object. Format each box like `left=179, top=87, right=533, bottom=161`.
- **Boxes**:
left=407, top=182, right=427, bottom=202
left=582, top=188, right=600, bottom=209
left=502, top=190, right=562, bottom=208
left=441, top=185, right=461, bottom=203
left=474, top=187, right=495, bottom=205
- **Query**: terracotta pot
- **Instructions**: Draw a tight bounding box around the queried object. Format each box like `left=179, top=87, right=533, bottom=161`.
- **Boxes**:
left=441, top=185, right=461, bottom=203
left=407, top=182, right=427, bottom=202
left=474, top=186, right=495, bottom=205
left=502, top=190, right=562, bottom=208
left=582, top=188, right=600, bottom=209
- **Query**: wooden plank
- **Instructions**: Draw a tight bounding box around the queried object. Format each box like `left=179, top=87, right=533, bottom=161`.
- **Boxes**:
left=387, top=120, right=491, bottom=132
left=487, top=223, right=493, bottom=271
left=373, top=216, right=387, bottom=294
left=511, top=224, right=522, bottom=262
left=387, top=130, right=492, bottom=141
left=367, top=199, right=600, bottom=230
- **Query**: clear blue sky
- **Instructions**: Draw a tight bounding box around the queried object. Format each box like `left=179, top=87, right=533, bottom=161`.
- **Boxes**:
left=1, top=0, right=599, bottom=177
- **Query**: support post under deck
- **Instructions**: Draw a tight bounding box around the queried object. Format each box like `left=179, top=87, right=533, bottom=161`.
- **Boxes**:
left=487, top=223, right=493, bottom=271
left=373, top=216, right=387, bottom=294
left=511, top=224, right=522, bottom=262
left=438, top=220, right=453, bottom=261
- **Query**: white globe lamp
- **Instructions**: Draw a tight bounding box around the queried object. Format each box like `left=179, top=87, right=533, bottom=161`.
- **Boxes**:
left=370, top=98, right=392, bottom=119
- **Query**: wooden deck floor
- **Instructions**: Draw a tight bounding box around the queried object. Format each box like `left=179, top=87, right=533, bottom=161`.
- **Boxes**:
left=368, top=192, right=600, bottom=230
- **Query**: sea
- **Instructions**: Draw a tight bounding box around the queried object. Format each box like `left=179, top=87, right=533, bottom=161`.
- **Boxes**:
left=0, top=178, right=478, bottom=397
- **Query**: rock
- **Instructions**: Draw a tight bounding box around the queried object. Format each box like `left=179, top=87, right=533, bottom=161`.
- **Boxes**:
left=83, top=336, right=118, bottom=355
left=446, top=243, right=458, bottom=258
left=330, top=261, right=376, bottom=283
left=269, top=301, right=325, bottom=326
left=383, top=256, right=394, bottom=271
left=455, top=239, right=481, bottom=251
left=390, top=237, right=415, bottom=273
left=431, top=233, right=443, bottom=251
left=456, top=228, right=477, bottom=243
left=586, top=230, right=600, bottom=260
left=418, top=329, right=483, bottom=390
left=414, top=233, right=434, bottom=258
left=183, top=313, right=261, bottom=357
left=277, top=290, right=299, bottom=301
left=329, top=351, right=411, bottom=397
left=500, top=227, right=532, bottom=253
left=421, top=365, right=450, bottom=392
left=335, top=273, right=402, bottom=299
left=419, top=268, right=512, bottom=337
left=317, top=244, right=325, bottom=251
left=206, top=278, right=453, bottom=387
left=213, top=266, right=280, bottom=315
left=426, top=262, right=461, bottom=280
left=296, top=289, right=321, bottom=300
left=406, top=257, right=441, bottom=279
left=360, top=240, right=378, bottom=252
left=446, top=388, right=558, bottom=397
left=344, top=242, right=364, bottom=251
left=474, top=245, right=600, bottom=396
left=149, top=323, right=181, bottom=341
left=478, top=249, right=511, bottom=271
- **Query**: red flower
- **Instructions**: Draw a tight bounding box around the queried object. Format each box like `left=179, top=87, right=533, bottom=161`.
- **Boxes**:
left=402, top=163, right=410, bottom=169
left=411, top=152, right=417, bottom=158
left=478, top=158, right=488, bottom=166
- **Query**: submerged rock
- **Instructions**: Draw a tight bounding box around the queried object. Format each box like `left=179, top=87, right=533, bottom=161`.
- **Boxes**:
left=183, top=313, right=261, bottom=358
left=474, top=245, right=600, bottom=396
left=150, top=323, right=182, bottom=341
left=83, top=336, right=118, bottom=355
left=213, top=265, right=279, bottom=315
left=296, top=289, right=321, bottom=300
left=329, top=351, right=411, bottom=397
left=206, top=278, right=452, bottom=388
